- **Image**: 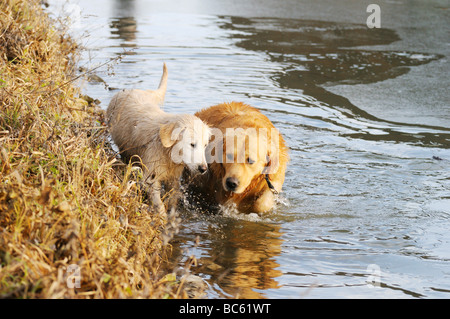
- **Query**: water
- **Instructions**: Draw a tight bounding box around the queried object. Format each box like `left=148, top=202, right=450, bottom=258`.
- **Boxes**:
left=52, top=0, right=450, bottom=298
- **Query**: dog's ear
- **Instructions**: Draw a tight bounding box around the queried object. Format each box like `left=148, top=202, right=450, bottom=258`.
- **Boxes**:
left=262, top=139, right=280, bottom=175
left=159, top=123, right=178, bottom=148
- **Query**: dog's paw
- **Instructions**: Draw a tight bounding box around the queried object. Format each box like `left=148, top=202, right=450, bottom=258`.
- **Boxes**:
left=253, top=190, right=275, bottom=213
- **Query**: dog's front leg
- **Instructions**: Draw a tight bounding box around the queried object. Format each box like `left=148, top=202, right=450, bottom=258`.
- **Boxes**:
left=148, top=181, right=166, bottom=215
left=253, top=176, right=284, bottom=213
left=167, top=179, right=181, bottom=211
left=253, top=189, right=275, bottom=213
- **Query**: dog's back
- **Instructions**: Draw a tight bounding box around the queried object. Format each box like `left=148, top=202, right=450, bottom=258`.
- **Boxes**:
left=195, top=102, right=274, bottom=130
left=106, top=64, right=168, bottom=160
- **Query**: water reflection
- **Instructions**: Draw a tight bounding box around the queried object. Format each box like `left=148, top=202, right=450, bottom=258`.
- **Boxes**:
left=170, top=215, right=283, bottom=298
left=112, top=0, right=136, bottom=18
left=110, top=0, right=137, bottom=48
left=219, top=17, right=449, bottom=147
left=110, top=17, right=137, bottom=44
left=221, top=17, right=441, bottom=88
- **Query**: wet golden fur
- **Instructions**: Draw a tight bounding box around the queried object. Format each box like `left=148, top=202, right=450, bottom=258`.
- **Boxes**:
left=193, top=102, right=289, bottom=214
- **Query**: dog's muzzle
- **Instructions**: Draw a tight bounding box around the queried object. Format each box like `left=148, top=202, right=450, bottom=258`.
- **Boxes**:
left=225, top=177, right=239, bottom=191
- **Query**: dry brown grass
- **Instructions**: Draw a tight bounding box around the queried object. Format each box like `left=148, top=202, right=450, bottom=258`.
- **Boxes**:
left=0, top=0, right=187, bottom=298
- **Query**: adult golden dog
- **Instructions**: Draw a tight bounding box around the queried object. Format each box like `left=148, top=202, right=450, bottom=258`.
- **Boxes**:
left=192, top=102, right=289, bottom=214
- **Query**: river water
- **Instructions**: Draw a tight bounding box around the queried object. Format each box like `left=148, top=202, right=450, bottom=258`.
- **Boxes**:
left=51, top=0, right=450, bottom=298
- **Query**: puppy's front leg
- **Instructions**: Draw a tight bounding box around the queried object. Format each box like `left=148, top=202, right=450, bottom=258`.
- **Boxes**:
left=167, top=179, right=181, bottom=211
left=148, top=181, right=166, bottom=215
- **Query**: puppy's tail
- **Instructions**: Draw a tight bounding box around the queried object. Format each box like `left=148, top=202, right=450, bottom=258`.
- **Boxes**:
left=151, top=63, right=168, bottom=108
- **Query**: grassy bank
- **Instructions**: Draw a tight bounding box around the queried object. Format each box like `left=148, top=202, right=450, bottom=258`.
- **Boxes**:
left=0, top=0, right=183, bottom=298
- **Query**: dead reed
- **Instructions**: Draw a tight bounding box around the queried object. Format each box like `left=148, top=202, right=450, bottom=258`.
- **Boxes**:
left=0, top=0, right=186, bottom=298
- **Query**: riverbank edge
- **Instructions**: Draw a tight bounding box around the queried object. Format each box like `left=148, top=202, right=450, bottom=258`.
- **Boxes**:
left=0, top=0, right=188, bottom=298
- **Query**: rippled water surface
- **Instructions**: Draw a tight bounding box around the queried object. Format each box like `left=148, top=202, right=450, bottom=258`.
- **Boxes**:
left=54, top=0, right=450, bottom=298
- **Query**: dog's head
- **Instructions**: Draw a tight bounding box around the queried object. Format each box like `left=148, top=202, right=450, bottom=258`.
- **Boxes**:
left=159, top=116, right=211, bottom=174
left=214, top=128, right=280, bottom=194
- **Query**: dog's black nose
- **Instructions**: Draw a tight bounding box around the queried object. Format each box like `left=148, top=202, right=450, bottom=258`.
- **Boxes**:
left=225, top=177, right=239, bottom=191
left=198, top=164, right=207, bottom=174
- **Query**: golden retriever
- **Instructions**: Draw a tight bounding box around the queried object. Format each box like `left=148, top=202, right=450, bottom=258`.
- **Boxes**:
left=106, top=64, right=211, bottom=214
left=192, top=101, right=289, bottom=214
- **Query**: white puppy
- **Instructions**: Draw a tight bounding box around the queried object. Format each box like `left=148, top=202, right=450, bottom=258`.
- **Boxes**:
left=106, top=64, right=211, bottom=213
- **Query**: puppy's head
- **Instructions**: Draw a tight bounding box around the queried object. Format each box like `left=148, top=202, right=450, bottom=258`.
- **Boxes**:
left=160, top=116, right=211, bottom=174
left=219, top=128, right=279, bottom=194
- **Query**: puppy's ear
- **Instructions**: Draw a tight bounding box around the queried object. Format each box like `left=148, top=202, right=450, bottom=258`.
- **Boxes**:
left=159, top=123, right=178, bottom=148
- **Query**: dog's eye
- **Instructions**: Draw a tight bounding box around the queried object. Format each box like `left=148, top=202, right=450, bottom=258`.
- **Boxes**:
left=191, top=143, right=196, bottom=148
left=247, top=157, right=255, bottom=165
